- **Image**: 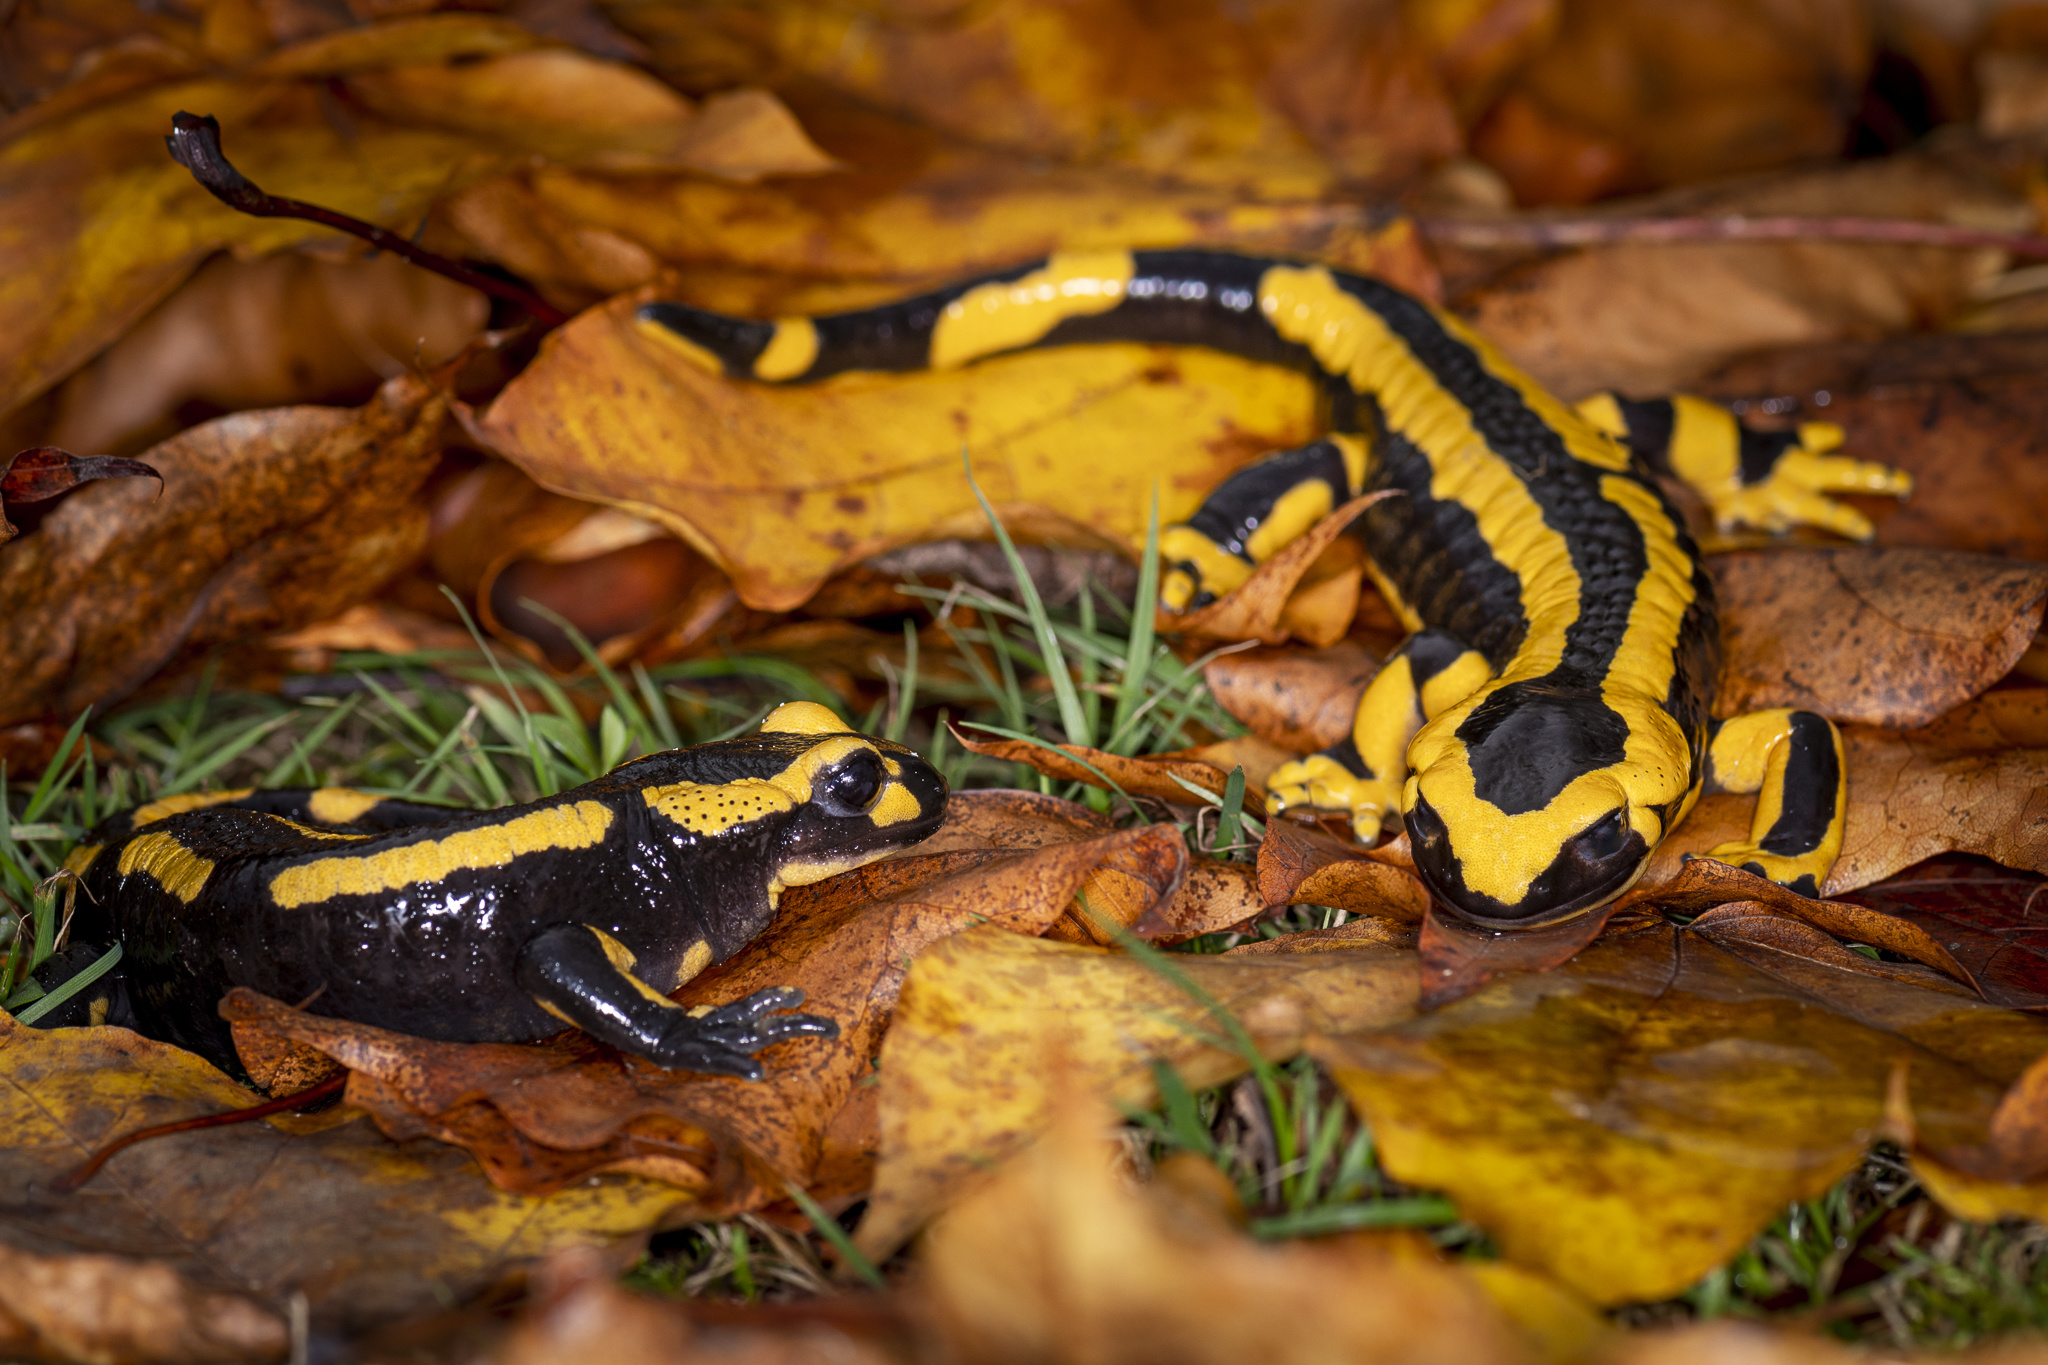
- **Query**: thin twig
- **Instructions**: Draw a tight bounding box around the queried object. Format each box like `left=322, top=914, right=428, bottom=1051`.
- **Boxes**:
left=1415, top=213, right=2048, bottom=259
left=165, top=112, right=571, bottom=327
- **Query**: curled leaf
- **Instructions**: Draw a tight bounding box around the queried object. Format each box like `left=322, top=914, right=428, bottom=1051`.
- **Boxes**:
left=1160, top=495, right=1387, bottom=647
left=0, top=447, right=160, bottom=545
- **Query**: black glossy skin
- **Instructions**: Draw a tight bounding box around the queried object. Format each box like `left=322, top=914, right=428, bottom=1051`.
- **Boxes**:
left=647, top=250, right=1720, bottom=926
left=57, top=729, right=947, bottom=1076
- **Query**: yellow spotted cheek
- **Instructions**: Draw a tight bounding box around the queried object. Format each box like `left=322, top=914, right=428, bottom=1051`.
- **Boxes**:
left=645, top=781, right=794, bottom=835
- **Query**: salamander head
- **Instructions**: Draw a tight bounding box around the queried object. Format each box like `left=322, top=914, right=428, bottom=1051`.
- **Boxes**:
left=1401, top=691, right=1663, bottom=928
left=626, top=701, right=949, bottom=887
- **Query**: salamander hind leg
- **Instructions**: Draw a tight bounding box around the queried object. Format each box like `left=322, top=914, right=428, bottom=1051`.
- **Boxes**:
left=1160, top=436, right=1366, bottom=611
left=1700, top=709, right=1847, bottom=898
left=1266, top=630, right=1492, bottom=844
left=1577, top=393, right=1911, bottom=540
left=515, top=924, right=835, bottom=1079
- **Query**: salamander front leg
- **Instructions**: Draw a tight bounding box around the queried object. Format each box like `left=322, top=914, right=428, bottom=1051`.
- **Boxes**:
left=1699, top=709, right=1847, bottom=898
left=1266, top=630, right=1492, bottom=843
left=1159, top=435, right=1367, bottom=611
left=1577, top=393, right=1910, bottom=539
left=515, top=924, right=836, bottom=1079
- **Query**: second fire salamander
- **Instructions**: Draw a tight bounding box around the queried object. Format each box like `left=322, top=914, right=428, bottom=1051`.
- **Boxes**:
left=46, top=703, right=947, bottom=1077
left=643, top=250, right=1909, bottom=927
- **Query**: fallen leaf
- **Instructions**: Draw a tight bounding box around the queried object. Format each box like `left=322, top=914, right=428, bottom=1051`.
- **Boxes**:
left=1255, top=814, right=1431, bottom=923
left=224, top=829, right=1175, bottom=1205
left=1161, top=495, right=1384, bottom=647
left=0, top=371, right=451, bottom=729
left=859, top=924, right=1417, bottom=1259
left=917, top=1093, right=1527, bottom=1365
left=1135, top=856, right=1265, bottom=945
left=601, top=0, right=1460, bottom=196
left=0, top=1014, right=692, bottom=1336
left=1836, top=857, right=2048, bottom=1010
left=0, top=14, right=829, bottom=425
left=1314, top=917, right=2048, bottom=1305
left=40, top=248, right=487, bottom=459
left=1467, top=0, right=1872, bottom=204
left=479, top=292, right=1329, bottom=611
left=1417, top=901, right=1632, bottom=1011
left=1829, top=719, right=2048, bottom=893
left=1712, top=547, right=2048, bottom=726
left=0, top=446, right=158, bottom=545
left=0, top=1242, right=286, bottom=1365
left=953, top=730, right=1268, bottom=816
left=1459, top=154, right=2023, bottom=398
left=1203, top=640, right=1384, bottom=753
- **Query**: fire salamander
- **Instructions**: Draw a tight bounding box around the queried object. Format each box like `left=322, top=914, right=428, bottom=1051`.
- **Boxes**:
left=640, top=250, right=1910, bottom=928
left=40, top=703, right=947, bottom=1078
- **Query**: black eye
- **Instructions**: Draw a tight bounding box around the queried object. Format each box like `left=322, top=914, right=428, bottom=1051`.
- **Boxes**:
left=817, top=751, right=883, bottom=813
left=1574, top=809, right=1629, bottom=862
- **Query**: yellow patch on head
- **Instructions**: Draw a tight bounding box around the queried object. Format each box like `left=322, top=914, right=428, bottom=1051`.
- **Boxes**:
left=268, top=801, right=615, bottom=909
left=930, top=250, right=1135, bottom=370
left=644, top=779, right=796, bottom=835
left=760, top=701, right=848, bottom=737
left=132, top=788, right=254, bottom=826
left=753, top=318, right=819, bottom=381
left=306, top=787, right=383, bottom=826
left=118, top=833, right=216, bottom=904
left=868, top=781, right=924, bottom=828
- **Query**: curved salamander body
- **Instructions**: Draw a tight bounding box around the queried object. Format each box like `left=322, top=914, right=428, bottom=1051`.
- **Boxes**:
left=47, top=702, right=947, bottom=1077
left=641, top=250, right=1907, bottom=927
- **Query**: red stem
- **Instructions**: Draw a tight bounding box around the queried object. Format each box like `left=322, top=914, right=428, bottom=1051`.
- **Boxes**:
left=166, top=112, right=571, bottom=328
left=57, top=1070, right=348, bottom=1192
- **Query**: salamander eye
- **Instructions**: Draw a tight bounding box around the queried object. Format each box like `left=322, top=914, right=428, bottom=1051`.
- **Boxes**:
left=1574, top=809, right=1629, bottom=862
left=816, top=750, right=884, bottom=814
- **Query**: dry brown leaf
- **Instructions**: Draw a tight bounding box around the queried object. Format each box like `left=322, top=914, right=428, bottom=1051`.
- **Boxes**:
left=447, top=124, right=1440, bottom=319
left=918, top=1095, right=1527, bottom=1365
left=912, top=788, right=1117, bottom=855
left=1830, top=721, right=2048, bottom=893
left=0, top=1014, right=691, bottom=1336
left=1712, top=547, right=2048, bottom=726
left=1136, top=857, right=1265, bottom=945
left=1417, top=901, right=1634, bottom=1010
left=859, top=925, right=1417, bottom=1260
left=0, top=15, right=829, bottom=426
left=0, top=1243, right=286, bottom=1365
left=41, top=249, right=485, bottom=460
left=1467, top=0, right=1872, bottom=204
left=953, top=731, right=1269, bottom=817
left=1836, top=858, right=2048, bottom=1012
left=1255, top=814, right=1432, bottom=923
left=0, top=371, right=450, bottom=729
left=1161, top=495, right=1385, bottom=647
left=1203, top=641, right=1383, bottom=752
left=0, top=446, right=158, bottom=546
left=599, top=0, right=1459, bottom=196
left=223, top=830, right=1173, bottom=1205
left=1461, top=155, right=2025, bottom=397
left=1315, top=917, right=2048, bottom=1305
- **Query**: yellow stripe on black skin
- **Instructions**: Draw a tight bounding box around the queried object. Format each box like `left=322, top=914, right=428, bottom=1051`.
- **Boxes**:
left=638, top=250, right=1910, bottom=924
left=50, top=701, right=947, bottom=1076
left=1701, top=709, right=1847, bottom=898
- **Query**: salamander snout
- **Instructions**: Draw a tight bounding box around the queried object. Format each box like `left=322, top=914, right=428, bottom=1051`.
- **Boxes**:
left=1405, top=789, right=1649, bottom=929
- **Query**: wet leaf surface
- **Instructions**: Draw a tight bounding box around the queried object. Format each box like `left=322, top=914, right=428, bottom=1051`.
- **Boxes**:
left=859, top=925, right=1418, bottom=1260
left=0, top=1015, right=691, bottom=1336
left=1315, top=919, right=2048, bottom=1305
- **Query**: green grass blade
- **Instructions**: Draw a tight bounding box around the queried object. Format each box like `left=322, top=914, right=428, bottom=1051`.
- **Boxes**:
left=1248, top=1197, right=1458, bottom=1239
left=962, top=450, right=1091, bottom=748
left=1110, top=487, right=1161, bottom=753
left=14, top=942, right=122, bottom=1025
left=783, top=1181, right=886, bottom=1289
